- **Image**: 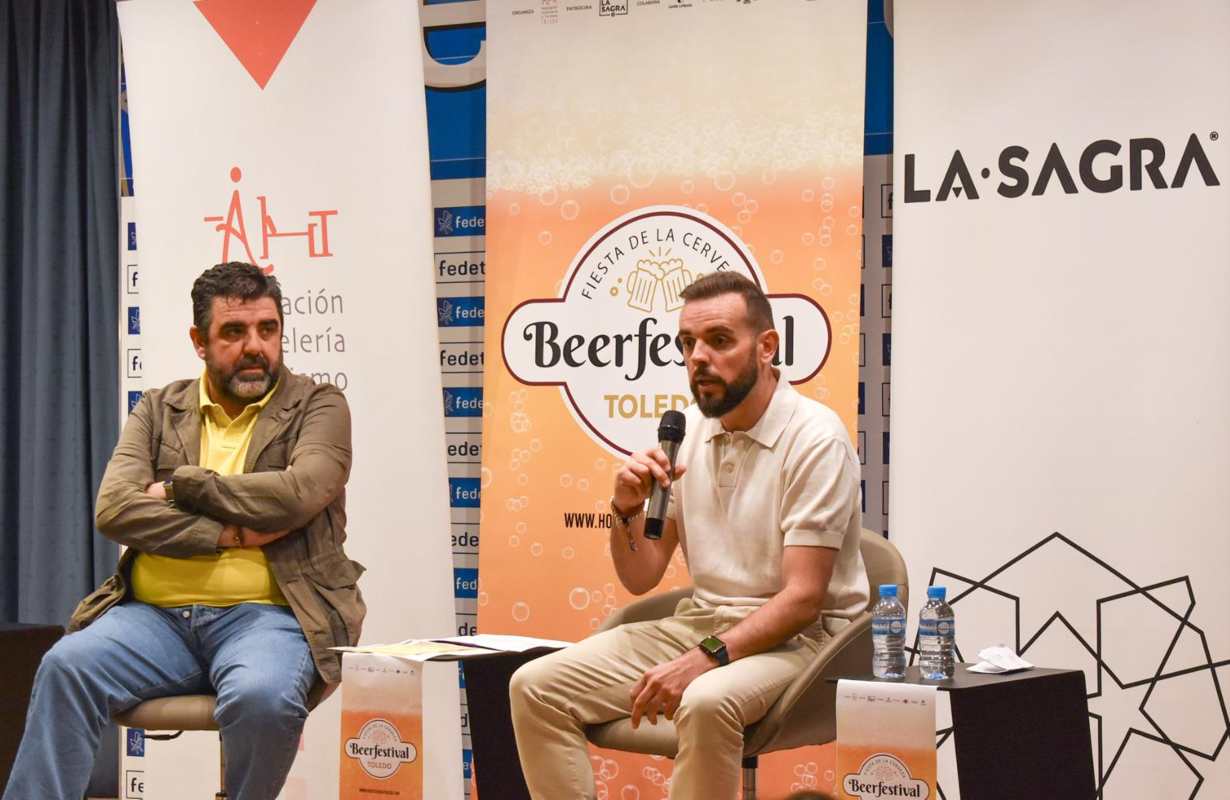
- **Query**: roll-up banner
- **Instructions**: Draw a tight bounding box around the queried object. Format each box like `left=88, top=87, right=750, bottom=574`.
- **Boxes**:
left=482, top=1, right=866, bottom=795
left=893, top=1, right=1230, bottom=797
left=115, top=1, right=456, bottom=797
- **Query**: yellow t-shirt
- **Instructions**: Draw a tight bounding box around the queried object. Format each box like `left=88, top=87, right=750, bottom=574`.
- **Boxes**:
left=131, top=375, right=287, bottom=607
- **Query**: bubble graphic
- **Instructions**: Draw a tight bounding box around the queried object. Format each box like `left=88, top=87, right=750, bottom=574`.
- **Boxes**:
left=478, top=591, right=488, bottom=607
left=680, top=179, right=695, bottom=194
left=746, top=199, right=759, bottom=214
left=509, top=535, right=520, bottom=547
left=538, top=230, right=553, bottom=246
left=530, top=438, right=543, bottom=452
left=561, top=199, right=580, bottom=221
left=822, top=176, right=836, bottom=189
left=511, top=602, right=530, bottom=622
left=560, top=474, right=574, bottom=488
left=594, top=458, right=607, bottom=470
left=770, top=249, right=784, bottom=264
left=610, top=184, right=631, bottom=205
left=713, top=171, right=736, bottom=192
left=620, top=786, right=640, bottom=800
left=577, top=478, right=590, bottom=491
left=760, top=168, right=776, bottom=184
left=802, top=188, right=815, bottom=202
left=802, top=232, right=815, bottom=246
left=538, top=186, right=558, bottom=206
left=511, top=411, right=531, bottom=434
left=813, top=256, right=827, bottom=271
left=846, top=223, right=859, bottom=236
left=530, top=542, right=543, bottom=557
left=736, top=210, right=751, bottom=224
left=509, top=202, right=521, bottom=216
left=628, top=158, right=656, bottom=189
left=561, top=546, right=576, bottom=560
left=515, top=521, right=527, bottom=534
left=591, top=590, right=604, bottom=604
left=731, top=191, right=747, bottom=207
left=517, top=473, right=529, bottom=486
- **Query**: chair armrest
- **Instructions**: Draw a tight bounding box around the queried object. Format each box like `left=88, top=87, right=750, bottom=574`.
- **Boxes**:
left=598, top=586, right=693, bottom=632
left=743, top=612, right=872, bottom=754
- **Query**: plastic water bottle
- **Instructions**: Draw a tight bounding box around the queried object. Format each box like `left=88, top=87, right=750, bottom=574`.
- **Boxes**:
left=871, top=584, right=907, bottom=679
left=919, top=585, right=956, bottom=680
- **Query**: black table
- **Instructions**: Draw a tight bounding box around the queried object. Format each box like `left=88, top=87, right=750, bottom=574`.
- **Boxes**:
left=0, top=623, right=64, bottom=789
left=833, top=665, right=1095, bottom=800
left=458, top=649, right=552, bottom=800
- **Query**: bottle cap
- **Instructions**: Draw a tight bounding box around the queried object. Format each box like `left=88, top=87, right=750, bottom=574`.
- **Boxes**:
left=927, top=585, right=947, bottom=600
left=878, top=584, right=898, bottom=597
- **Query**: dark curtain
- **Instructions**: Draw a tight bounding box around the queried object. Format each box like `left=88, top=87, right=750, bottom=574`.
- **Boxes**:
left=0, top=0, right=120, bottom=625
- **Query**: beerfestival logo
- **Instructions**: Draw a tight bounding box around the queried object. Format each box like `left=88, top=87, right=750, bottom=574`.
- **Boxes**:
left=344, top=718, right=417, bottom=780
left=501, top=205, right=831, bottom=455
left=842, top=753, right=930, bottom=799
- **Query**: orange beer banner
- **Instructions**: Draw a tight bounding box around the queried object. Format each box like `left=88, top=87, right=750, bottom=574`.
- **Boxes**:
left=482, top=1, right=867, bottom=796
left=836, top=680, right=937, bottom=800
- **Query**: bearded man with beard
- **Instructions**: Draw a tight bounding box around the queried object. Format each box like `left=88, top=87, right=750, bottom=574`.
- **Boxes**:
left=510, top=271, right=868, bottom=800
left=3, top=262, right=362, bottom=800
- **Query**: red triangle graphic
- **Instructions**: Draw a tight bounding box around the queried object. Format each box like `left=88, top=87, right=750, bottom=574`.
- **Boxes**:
left=195, top=0, right=317, bottom=90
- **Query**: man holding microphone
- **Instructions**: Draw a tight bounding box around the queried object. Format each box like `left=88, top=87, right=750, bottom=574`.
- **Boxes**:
left=510, top=271, right=867, bottom=799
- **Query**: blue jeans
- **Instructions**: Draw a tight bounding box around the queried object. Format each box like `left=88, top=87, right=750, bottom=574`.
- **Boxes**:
left=2, top=601, right=316, bottom=800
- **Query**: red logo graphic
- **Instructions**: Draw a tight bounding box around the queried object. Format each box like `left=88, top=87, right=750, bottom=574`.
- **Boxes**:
left=194, top=0, right=317, bottom=90
left=204, top=166, right=337, bottom=274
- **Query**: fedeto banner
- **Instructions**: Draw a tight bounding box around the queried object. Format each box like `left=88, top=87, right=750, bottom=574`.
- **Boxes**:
left=482, top=1, right=866, bottom=796
left=116, top=1, right=455, bottom=797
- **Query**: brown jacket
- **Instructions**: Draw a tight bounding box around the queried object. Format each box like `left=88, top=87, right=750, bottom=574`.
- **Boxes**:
left=70, top=367, right=365, bottom=686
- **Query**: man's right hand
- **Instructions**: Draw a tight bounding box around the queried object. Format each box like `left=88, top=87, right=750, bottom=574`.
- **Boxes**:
left=217, top=525, right=292, bottom=549
left=613, top=448, right=687, bottom=516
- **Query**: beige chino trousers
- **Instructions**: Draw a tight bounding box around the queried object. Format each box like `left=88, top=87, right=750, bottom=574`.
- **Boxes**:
left=509, top=599, right=825, bottom=800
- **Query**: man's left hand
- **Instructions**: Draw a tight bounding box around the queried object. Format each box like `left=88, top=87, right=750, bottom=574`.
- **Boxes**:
left=629, top=648, right=717, bottom=729
left=145, top=481, right=167, bottom=500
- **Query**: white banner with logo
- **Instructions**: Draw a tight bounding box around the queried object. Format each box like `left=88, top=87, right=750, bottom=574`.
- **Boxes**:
left=892, top=1, right=1230, bottom=797
left=482, top=0, right=866, bottom=795
left=115, top=1, right=456, bottom=797
left=836, top=680, right=936, bottom=800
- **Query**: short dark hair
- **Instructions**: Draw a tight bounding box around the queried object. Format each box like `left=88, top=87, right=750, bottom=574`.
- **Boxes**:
left=191, top=262, right=284, bottom=334
left=678, top=270, right=775, bottom=332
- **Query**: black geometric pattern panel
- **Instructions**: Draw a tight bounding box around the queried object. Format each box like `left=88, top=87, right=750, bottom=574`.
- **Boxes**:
left=921, top=531, right=1228, bottom=799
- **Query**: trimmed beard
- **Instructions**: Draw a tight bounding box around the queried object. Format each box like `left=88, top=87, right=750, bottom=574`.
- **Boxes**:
left=691, top=354, right=759, bottom=418
left=210, top=357, right=276, bottom=407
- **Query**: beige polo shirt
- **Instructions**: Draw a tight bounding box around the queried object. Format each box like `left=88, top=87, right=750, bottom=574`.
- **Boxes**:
left=667, top=375, right=868, bottom=633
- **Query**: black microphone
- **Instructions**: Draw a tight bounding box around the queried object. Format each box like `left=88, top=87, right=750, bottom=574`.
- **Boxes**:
left=643, top=410, right=686, bottom=540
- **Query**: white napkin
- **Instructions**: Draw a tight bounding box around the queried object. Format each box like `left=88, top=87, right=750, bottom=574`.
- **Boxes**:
left=966, top=645, right=1033, bottom=674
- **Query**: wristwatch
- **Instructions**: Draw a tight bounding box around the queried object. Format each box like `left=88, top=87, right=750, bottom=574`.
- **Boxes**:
left=697, top=635, right=730, bottom=667
left=162, top=479, right=176, bottom=506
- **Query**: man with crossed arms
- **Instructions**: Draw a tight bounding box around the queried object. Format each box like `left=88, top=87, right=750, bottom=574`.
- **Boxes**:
left=3, top=262, right=362, bottom=800
left=510, top=271, right=868, bottom=799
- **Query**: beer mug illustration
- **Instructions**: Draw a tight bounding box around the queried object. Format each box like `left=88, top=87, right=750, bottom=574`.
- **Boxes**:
left=659, top=258, right=693, bottom=311
left=625, top=261, right=663, bottom=312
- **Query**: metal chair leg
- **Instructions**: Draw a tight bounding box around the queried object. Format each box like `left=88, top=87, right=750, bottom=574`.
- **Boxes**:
left=215, top=732, right=228, bottom=800
left=741, top=756, right=758, bottom=800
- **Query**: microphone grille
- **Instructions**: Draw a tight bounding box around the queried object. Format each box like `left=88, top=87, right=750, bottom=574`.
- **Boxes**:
left=657, top=409, right=686, bottom=443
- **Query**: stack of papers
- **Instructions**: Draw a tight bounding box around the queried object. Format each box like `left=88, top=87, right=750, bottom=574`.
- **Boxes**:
left=966, top=645, right=1034, bottom=674
left=332, top=633, right=574, bottom=662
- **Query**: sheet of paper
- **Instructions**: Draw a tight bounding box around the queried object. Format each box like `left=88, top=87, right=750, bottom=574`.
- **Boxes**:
left=432, top=633, right=574, bottom=653
left=332, top=640, right=495, bottom=661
